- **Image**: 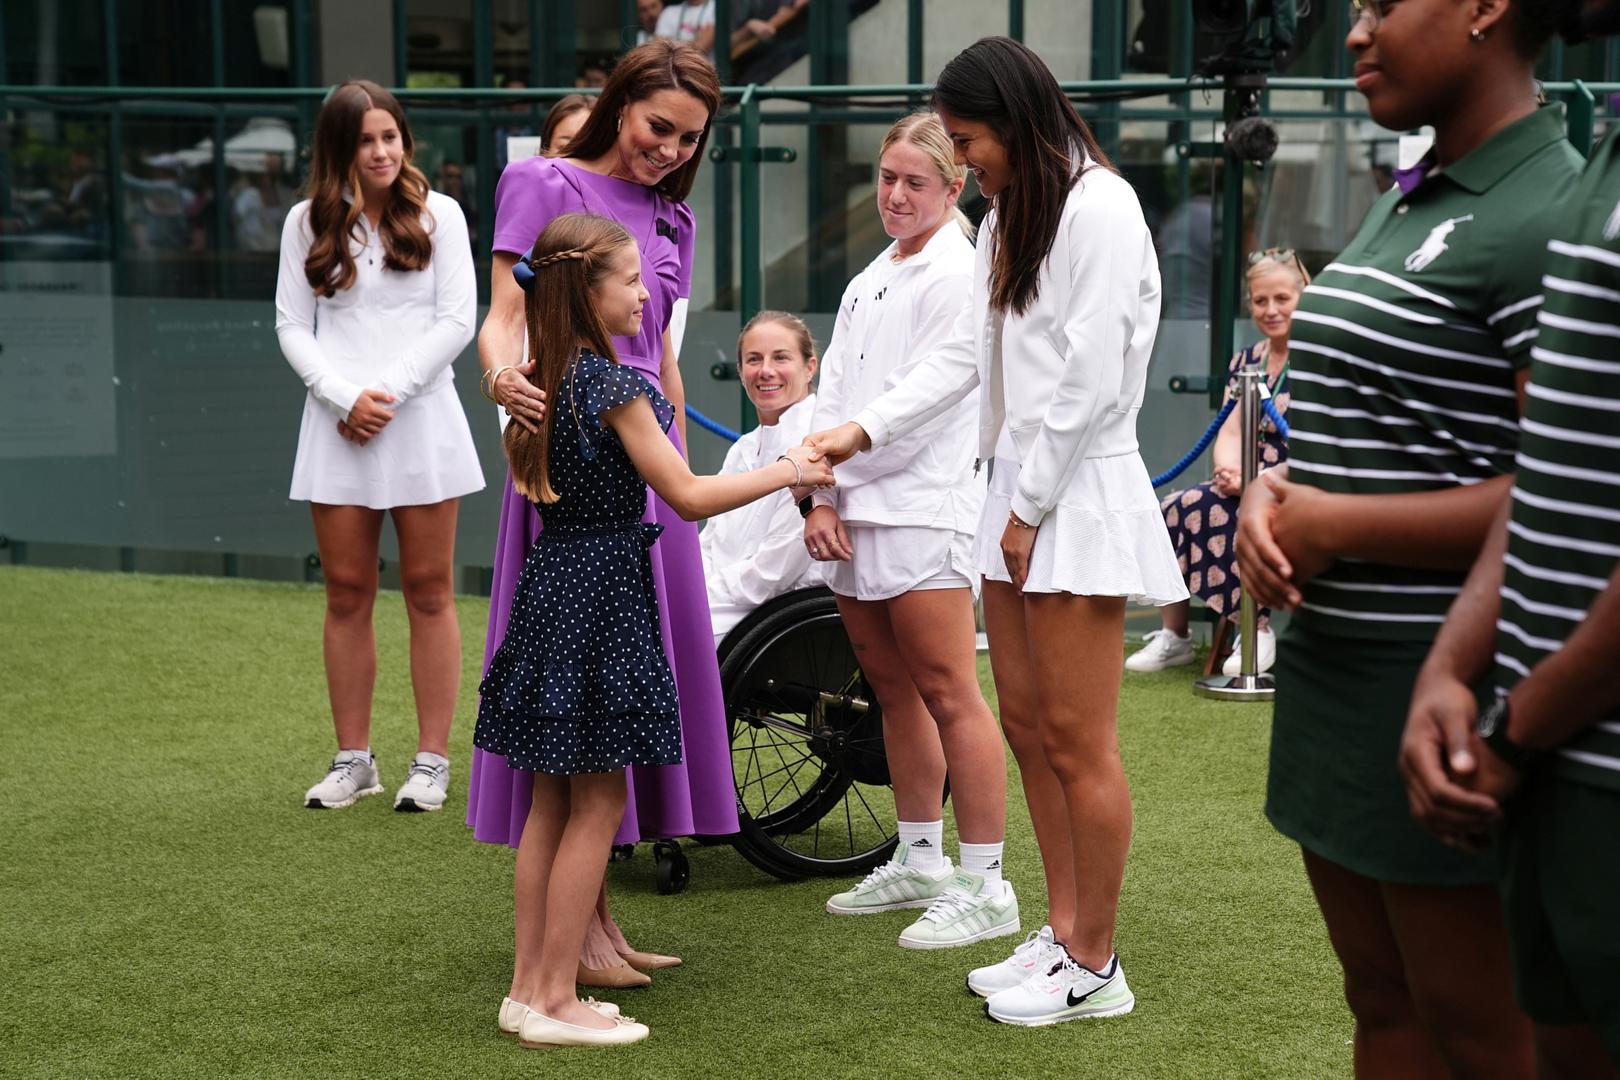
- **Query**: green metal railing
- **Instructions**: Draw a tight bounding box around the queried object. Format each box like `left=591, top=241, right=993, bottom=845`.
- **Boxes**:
left=4, top=75, right=1616, bottom=394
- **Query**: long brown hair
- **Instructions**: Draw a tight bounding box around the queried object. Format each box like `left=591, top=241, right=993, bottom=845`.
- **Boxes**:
left=302, top=79, right=433, bottom=298
left=562, top=39, right=721, bottom=203
left=505, top=213, right=635, bottom=504
left=933, top=38, right=1114, bottom=315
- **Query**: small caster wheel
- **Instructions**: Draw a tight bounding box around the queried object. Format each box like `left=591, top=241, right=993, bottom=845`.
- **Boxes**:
left=610, top=843, right=636, bottom=863
left=653, top=840, right=689, bottom=895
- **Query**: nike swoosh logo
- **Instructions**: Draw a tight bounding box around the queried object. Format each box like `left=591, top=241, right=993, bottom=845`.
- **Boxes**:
left=1067, top=978, right=1112, bottom=1008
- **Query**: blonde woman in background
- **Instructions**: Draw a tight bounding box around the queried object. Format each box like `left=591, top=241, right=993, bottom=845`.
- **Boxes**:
left=1127, top=248, right=1304, bottom=675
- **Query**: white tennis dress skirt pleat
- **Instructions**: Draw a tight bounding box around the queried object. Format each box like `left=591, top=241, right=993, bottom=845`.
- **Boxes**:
left=289, top=381, right=485, bottom=509
left=978, top=433, right=1188, bottom=606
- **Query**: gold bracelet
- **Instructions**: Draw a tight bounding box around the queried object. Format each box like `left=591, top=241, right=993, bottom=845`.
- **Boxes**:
left=478, top=368, right=497, bottom=402
left=488, top=366, right=517, bottom=404
left=1008, top=510, right=1035, bottom=530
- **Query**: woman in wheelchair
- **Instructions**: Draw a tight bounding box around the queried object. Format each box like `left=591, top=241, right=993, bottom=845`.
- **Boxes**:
left=803, top=112, right=1012, bottom=950
left=700, top=312, right=830, bottom=645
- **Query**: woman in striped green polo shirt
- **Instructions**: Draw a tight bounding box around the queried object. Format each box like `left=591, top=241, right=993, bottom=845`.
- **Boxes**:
left=1400, top=116, right=1620, bottom=1074
left=1235, top=0, right=1583, bottom=1074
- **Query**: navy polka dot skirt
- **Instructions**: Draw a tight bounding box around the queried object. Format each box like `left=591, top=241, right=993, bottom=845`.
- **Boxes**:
left=474, top=352, right=683, bottom=776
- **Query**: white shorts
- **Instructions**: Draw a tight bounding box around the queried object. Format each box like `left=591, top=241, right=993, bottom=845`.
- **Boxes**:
left=828, top=524, right=977, bottom=602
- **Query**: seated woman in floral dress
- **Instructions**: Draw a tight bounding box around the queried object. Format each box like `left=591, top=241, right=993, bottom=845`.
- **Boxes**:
left=1126, top=248, right=1304, bottom=675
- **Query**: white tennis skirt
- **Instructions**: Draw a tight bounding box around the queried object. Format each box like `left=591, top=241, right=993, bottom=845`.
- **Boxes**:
left=978, top=449, right=1188, bottom=606
left=288, top=382, right=485, bottom=509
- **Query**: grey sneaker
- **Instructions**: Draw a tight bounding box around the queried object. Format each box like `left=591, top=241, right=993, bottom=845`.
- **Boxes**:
left=898, top=870, right=1020, bottom=949
left=1124, top=628, right=1195, bottom=673
left=394, top=753, right=450, bottom=812
left=304, top=750, right=383, bottom=809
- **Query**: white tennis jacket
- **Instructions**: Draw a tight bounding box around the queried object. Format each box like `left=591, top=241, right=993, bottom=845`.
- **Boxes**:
left=852, top=165, right=1162, bottom=527
left=810, top=222, right=982, bottom=529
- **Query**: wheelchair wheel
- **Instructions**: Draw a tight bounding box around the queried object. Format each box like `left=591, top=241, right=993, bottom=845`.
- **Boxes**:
left=722, top=588, right=901, bottom=881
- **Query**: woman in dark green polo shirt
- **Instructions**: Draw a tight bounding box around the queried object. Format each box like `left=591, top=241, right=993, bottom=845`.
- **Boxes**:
left=1235, top=0, right=1582, bottom=1075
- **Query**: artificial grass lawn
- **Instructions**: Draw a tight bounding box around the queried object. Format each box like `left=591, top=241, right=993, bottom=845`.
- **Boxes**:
left=1, top=566, right=1350, bottom=1079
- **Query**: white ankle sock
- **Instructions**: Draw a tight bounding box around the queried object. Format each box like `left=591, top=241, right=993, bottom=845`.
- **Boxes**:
left=339, top=747, right=371, bottom=763
left=958, top=841, right=1005, bottom=884
left=414, top=751, right=448, bottom=768
left=896, top=819, right=945, bottom=871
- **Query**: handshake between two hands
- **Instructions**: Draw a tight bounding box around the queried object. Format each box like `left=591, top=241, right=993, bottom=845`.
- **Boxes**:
left=781, top=421, right=870, bottom=495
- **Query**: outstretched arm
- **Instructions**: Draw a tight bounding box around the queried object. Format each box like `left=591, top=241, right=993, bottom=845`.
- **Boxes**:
left=607, top=396, right=831, bottom=520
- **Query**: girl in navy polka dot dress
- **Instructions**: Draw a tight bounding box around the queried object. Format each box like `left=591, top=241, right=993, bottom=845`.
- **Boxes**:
left=476, top=213, right=833, bottom=1050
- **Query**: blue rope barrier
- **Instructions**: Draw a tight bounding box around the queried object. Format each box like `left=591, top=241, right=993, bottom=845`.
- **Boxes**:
left=1151, top=398, right=1236, bottom=488
left=686, top=404, right=741, bottom=443
left=1263, top=396, right=1290, bottom=440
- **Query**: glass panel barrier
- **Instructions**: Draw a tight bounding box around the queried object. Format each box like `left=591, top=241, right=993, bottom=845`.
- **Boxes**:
left=3, top=84, right=1614, bottom=586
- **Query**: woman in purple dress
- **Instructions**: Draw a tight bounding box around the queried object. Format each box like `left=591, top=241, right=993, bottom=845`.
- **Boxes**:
left=471, top=40, right=727, bottom=987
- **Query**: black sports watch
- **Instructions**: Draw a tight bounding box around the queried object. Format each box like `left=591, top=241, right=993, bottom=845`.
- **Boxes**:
left=1475, top=696, right=1543, bottom=772
left=798, top=496, right=815, bottom=518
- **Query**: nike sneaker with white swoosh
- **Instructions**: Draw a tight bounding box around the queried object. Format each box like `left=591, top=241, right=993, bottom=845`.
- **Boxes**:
left=826, top=847, right=954, bottom=915
left=985, top=952, right=1135, bottom=1025
left=897, top=870, right=1019, bottom=949
left=966, top=924, right=1065, bottom=997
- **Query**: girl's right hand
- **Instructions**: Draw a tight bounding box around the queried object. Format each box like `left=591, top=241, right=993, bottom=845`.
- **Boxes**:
left=346, top=388, right=396, bottom=437
left=494, top=359, right=547, bottom=433
left=803, top=505, right=853, bottom=562
left=784, top=444, right=835, bottom=489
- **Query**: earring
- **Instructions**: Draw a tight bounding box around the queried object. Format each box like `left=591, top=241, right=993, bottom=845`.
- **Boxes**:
left=616, top=114, right=623, bottom=132
left=1470, top=26, right=1485, bottom=42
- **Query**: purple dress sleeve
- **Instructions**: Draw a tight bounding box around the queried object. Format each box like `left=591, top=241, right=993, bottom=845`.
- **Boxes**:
left=490, top=157, right=576, bottom=257
left=674, top=200, right=696, bottom=302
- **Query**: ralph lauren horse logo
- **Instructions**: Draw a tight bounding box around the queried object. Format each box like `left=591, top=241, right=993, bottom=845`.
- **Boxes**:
left=1404, top=214, right=1474, bottom=272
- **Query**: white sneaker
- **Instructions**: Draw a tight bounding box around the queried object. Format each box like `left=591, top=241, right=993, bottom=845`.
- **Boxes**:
left=303, top=750, right=383, bottom=809
left=897, top=870, right=1019, bottom=950
left=966, top=924, right=1066, bottom=998
left=394, top=753, right=450, bottom=812
left=1221, top=626, right=1277, bottom=676
left=1125, top=629, right=1196, bottom=673
left=985, top=951, right=1135, bottom=1026
left=826, top=849, right=954, bottom=915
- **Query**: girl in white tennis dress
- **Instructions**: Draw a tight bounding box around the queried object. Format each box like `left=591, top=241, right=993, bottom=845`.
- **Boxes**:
left=275, top=80, right=484, bottom=814
left=808, top=113, right=1012, bottom=953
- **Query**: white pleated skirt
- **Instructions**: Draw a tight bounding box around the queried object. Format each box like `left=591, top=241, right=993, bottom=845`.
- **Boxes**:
left=978, top=443, right=1188, bottom=606
left=288, top=381, right=485, bottom=509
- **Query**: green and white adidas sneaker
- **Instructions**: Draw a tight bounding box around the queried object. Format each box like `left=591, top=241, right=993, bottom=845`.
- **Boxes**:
left=825, top=847, right=954, bottom=915
left=897, top=870, right=1019, bottom=949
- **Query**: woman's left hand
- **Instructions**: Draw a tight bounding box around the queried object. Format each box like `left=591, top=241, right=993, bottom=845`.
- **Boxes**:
left=1000, top=516, right=1037, bottom=592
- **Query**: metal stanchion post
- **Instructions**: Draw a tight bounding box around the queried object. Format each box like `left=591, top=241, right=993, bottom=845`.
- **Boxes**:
left=1195, top=367, right=1275, bottom=702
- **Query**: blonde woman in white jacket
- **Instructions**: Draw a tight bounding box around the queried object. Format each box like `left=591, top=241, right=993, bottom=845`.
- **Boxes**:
left=808, top=113, right=1011, bottom=951
left=809, top=39, right=1185, bottom=1027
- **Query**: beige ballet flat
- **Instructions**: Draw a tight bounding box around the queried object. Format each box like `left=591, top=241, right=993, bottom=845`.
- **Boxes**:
left=519, top=1009, right=649, bottom=1049
left=618, top=949, right=683, bottom=972
left=576, top=961, right=652, bottom=989
left=501, top=996, right=620, bottom=1036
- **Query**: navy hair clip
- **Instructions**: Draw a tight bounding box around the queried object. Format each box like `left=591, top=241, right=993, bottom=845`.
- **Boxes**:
left=512, top=254, right=536, bottom=292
